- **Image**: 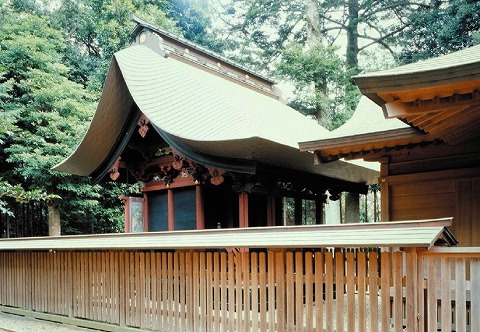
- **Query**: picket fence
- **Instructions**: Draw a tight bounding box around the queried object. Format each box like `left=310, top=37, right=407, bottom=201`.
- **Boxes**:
left=0, top=248, right=478, bottom=331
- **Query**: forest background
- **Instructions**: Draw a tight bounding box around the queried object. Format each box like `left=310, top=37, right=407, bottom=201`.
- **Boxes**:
left=1, top=0, right=479, bottom=236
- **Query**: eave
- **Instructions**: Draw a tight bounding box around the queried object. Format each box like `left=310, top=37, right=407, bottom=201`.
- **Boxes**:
left=299, top=127, right=435, bottom=163
left=0, top=218, right=456, bottom=250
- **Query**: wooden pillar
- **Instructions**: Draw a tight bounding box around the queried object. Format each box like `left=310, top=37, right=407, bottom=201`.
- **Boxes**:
left=196, top=185, right=205, bottom=230
left=267, top=195, right=276, bottom=227
left=379, top=157, right=390, bottom=222
left=239, top=192, right=249, bottom=228
left=168, top=188, right=174, bottom=231
left=47, top=202, right=61, bottom=236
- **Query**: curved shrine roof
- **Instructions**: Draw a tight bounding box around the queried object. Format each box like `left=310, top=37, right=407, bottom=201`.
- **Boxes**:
left=54, top=44, right=378, bottom=185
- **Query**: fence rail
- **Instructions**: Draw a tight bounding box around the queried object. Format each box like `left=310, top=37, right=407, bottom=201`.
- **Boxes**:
left=0, top=248, right=478, bottom=331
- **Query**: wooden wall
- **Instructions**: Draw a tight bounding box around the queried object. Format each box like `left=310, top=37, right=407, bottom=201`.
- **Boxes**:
left=383, top=167, right=480, bottom=246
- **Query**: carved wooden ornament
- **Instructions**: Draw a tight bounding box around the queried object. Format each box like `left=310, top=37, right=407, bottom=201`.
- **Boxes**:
left=137, top=114, right=150, bottom=138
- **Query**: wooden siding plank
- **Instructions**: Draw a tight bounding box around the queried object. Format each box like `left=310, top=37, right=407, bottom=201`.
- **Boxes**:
left=258, top=252, right=267, bottom=332
left=213, top=252, right=221, bottom=332
left=405, top=249, right=417, bottom=330
left=368, top=251, right=379, bottom=331
left=380, top=251, right=391, bottom=331
left=335, top=250, right=345, bottom=332
left=427, top=258, right=438, bottom=331
left=235, top=252, right=242, bottom=332
left=314, top=251, right=324, bottom=332
left=471, top=259, right=480, bottom=332
left=251, top=252, right=259, bottom=332
left=440, top=258, right=452, bottom=331
left=455, top=258, right=467, bottom=332
left=276, top=251, right=286, bottom=332
left=346, top=251, right=356, bottom=332
left=228, top=251, right=235, bottom=332
left=358, top=251, right=367, bottom=332
left=325, top=250, right=334, bottom=331
left=286, top=252, right=294, bottom=332
left=243, top=252, right=250, bottom=332
left=295, top=251, right=303, bottom=332
left=220, top=252, right=227, bottom=332
left=392, top=251, right=403, bottom=332
left=304, top=251, right=313, bottom=332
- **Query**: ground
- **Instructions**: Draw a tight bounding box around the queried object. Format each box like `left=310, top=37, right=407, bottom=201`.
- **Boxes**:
left=0, top=312, right=96, bottom=332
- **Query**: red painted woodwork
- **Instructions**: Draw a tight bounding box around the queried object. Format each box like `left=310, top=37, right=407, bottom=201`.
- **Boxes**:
left=167, top=189, right=174, bottom=231
left=239, top=193, right=249, bottom=228
left=196, top=185, right=205, bottom=230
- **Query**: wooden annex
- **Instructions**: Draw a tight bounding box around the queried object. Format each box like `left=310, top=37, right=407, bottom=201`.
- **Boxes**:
left=300, top=44, right=480, bottom=247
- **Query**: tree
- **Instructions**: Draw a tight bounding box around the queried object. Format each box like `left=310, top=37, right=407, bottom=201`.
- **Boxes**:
left=398, top=0, right=480, bottom=64
left=0, top=3, right=123, bottom=235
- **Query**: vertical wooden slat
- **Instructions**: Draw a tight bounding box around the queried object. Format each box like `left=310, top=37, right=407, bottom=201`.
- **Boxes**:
left=405, top=249, right=418, bottom=331
left=368, top=251, right=379, bottom=332
left=259, top=252, right=267, bottom=332
left=268, top=251, right=275, bottom=332
left=235, top=252, right=243, bottom=332
left=471, top=259, right=480, bottom=332
left=168, top=252, right=175, bottom=331
left=295, top=251, right=304, bottom=332
left=276, top=251, right=285, bottom=332
left=156, top=252, right=163, bottom=330
left=251, top=252, right=259, bottom=332
left=335, top=250, right=345, bottom=332
left=441, top=257, right=452, bottom=331
left=455, top=258, right=467, bottom=332
left=358, top=251, right=367, bottom=332
left=417, top=252, right=425, bottom=332
left=304, top=251, right=314, bottom=332
left=286, top=252, right=295, bottom=332
left=325, top=250, right=334, bottom=331
left=179, top=252, right=186, bottom=332
left=227, top=251, right=235, bottom=332
left=213, top=252, right=221, bottom=332
left=119, top=252, right=126, bottom=327
left=381, top=251, right=391, bottom=331
left=173, top=252, right=180, bottom=331
left=392, top=251, right=403, bottom=332
left=346, top=250, right=356, bottom=332
left=145, top=252, right=151, bottom=328
left=220, top=252, right=228, bottom=331
left=243, top=252, right=251, bottom=332
left=315, top=251, right=324, bottom=332
left=206, top=252, right=213, bottom=332
left=427, top=258, right=438, bottom=331
left=192, top=251, right=200, bottom=332
left=150, top=252, right=157, bottom=330
left=185, top=251, right=193, bottom=332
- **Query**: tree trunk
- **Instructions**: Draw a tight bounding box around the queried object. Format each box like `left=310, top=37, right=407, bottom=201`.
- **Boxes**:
left=305, top=0, right=322, bottom=48
left=48, top=203, right=61, bottom=236
left=346, top=0, right=360, bottom=71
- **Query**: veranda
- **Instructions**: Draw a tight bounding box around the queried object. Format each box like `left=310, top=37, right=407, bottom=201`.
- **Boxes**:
left=0, top=218, right=477, bottom=332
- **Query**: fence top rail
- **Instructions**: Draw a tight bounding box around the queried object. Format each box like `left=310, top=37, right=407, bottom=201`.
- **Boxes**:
left=0, top=218, right=455, bottom=251
left=419, top=246, right=480, bottom=257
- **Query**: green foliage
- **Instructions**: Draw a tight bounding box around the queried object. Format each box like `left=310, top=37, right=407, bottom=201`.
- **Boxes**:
left=0, top=3, right=123, bottom=234
left=276, top=42, right=359, bottom=129
left=398, top=0, right=480, bottom=64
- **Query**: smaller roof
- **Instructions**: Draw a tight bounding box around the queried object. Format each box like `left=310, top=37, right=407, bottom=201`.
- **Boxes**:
left=300, top=45, right=480, bottom=160
left=299, top=96, right=432, bottom=162
left=0, top=218, right=456, bottom=250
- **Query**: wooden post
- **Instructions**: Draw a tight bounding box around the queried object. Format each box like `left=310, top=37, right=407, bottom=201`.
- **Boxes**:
left=47, top=202, right=61, bottom=236
left=168, top=189, right=174, bottom=231
left=266, top=195, right=275, bottom=226
left=239, top=192, right=249, bottom=228
left=195, top=185, right=205, bottom=230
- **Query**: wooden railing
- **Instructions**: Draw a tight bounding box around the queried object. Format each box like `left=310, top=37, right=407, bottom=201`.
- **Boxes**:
left=0, top=247, right=478, bottom=331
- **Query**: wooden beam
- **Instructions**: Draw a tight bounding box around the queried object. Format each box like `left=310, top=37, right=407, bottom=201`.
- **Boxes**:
left=383, top=92, right=480, bottom=119
left=239, top=193, right=249, bottom=228
left=168, top=189, right=174, bottom=231
left=195, top=185, right=205, bottom=230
